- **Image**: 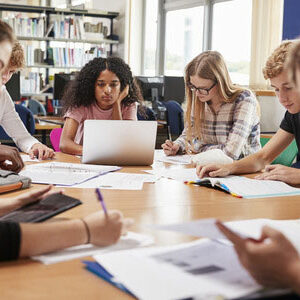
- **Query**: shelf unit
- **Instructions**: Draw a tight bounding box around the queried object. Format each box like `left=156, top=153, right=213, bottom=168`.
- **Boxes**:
left=0, top=3, right=120, bottom=101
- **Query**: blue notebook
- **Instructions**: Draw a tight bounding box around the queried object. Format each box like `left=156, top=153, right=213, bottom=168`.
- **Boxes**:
left=82, top=260, right=136, bottom=298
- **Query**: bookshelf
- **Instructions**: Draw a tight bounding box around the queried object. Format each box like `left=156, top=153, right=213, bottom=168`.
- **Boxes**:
left=0, top=3, right=119, bottom=97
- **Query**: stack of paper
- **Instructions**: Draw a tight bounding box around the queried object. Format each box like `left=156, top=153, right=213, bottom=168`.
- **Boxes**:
left=145, top=167, right=198, bottom=182
left=20, top=162, right=120, bottom=186
left=32, top=231, right=154, bottom=264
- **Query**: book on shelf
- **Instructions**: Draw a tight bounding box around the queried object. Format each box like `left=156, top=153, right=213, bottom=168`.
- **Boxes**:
left=4, top=16, right=45, bottom=38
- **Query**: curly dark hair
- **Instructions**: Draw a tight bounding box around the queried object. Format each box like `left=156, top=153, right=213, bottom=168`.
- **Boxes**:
left=62, top=56, right=144, bottom=113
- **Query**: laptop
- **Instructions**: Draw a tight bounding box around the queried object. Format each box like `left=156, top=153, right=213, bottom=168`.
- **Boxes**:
left=82, top=120, right=157, bottom=165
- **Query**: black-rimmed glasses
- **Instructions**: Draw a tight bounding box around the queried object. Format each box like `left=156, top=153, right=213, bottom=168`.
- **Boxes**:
left=188, top=81, right=217, bottom=95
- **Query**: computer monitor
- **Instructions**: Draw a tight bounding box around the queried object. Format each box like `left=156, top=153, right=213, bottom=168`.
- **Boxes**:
left=163, top=76, right=185, bottom=104
left=53, top=73, right=76, bottom=100
left=135, top=76, right=164, bottom=102
left=5, top=72, right=20, bottom=101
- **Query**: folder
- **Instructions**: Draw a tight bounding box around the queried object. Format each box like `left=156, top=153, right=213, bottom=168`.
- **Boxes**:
left=82, top=260, right=136, bottom=298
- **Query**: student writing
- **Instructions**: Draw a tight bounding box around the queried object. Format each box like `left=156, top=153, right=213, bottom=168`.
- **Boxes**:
left=162, top=51, right=261, bottom=160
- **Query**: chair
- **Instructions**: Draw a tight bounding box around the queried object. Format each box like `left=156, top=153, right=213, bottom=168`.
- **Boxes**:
left=50, top=128, right=63, bottom=152
left=137, top=106, right=156, bottom=121
left=0, top=104, right=35, bottom=146
left=27, top=99, right=47, bottom=116
left=163, top=100, right=184, bottom=135
left=260, top=137, right=298, bottom=166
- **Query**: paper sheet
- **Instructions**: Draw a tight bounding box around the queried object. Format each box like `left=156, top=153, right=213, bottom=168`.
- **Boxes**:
left=150, top=218, right=300, bottom=253
left=20, top=162, right=120, bottom=186
left=94, top=239, right=260, bottom=300
left=32, top=231, right=154, bottom=264
left=21, top=154, right=40, bottom=162
left=154, top=150, right=192, bottom=165
left=67, top=172, right=159, bottom=190
left=145, top=167, right=198, bottom=182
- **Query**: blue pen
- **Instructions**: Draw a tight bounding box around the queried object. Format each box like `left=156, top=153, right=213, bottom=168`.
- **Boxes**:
left=95, top=188, right=108, bottom=216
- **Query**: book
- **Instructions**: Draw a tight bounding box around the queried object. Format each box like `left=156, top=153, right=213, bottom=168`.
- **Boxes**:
left=189, top=175, right=300, bottom=199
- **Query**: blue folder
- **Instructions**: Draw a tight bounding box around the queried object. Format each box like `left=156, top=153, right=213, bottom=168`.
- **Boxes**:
left=82, top=260, right=136, bottom=298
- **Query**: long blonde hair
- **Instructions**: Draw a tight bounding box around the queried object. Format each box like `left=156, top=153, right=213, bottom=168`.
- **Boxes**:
left=184, top=51, right=246, bottom=153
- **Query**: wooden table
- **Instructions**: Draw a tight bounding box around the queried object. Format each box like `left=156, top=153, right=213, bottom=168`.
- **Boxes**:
left=2, top=152, right=300, bottom=299
left=35, top=122, right=62, bottom=145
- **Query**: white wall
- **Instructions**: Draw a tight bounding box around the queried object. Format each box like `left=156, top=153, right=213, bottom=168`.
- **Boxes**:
left=92, top=0, right=127, bottom=58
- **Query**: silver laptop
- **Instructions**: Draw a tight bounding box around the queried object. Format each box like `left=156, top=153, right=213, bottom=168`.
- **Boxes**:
left=82, top=120, right=157, bottom=166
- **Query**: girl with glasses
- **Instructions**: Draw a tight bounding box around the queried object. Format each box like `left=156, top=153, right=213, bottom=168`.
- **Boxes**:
left=162, top=51, right=260, bottom=161
left=60, top=57, right=143, bottom=155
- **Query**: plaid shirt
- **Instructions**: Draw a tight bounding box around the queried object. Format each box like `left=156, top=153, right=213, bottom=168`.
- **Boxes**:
left=175, top=90, right=261, bottom=160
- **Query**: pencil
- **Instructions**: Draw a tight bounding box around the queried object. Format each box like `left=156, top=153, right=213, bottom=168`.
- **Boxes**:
left=167, top=125, right=172, bottom=141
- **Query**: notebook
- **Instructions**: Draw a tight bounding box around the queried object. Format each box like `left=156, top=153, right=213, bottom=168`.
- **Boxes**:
left=82, top=120, right=157, bottom=166
left=191, top=176, right=300, bottom=199
left=0, top=193, right=82, bottom=222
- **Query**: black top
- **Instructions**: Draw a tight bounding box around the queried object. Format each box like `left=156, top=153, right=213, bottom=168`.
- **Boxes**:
left=280, top=111, right=300, bottom=164
left=0, top=222, right=21, bottom=261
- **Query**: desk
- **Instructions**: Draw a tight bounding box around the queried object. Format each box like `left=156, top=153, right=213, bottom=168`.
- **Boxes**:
left=35, top=122, right=62, bottom=145
left=2, top=153, right=300, bottom=299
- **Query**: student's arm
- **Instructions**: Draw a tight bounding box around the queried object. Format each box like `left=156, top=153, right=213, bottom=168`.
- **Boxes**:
left=19, top=210, right=132, bottom=257
left=197, top=128, right=294, bottom=178
left=59, top=118, right=83, bottom=155
left=0, top=186, right=57, bottom=216
left=217, top=221, right=300, bottom=293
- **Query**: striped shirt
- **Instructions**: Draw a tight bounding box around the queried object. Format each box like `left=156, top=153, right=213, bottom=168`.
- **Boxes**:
left=174, top=90, right=261, bottom=160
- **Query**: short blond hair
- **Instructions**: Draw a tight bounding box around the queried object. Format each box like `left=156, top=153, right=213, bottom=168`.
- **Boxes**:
left=286, top=40, right=300, bottom=87
left=263, top=41, right=293, bottom=80
left=9, top=40, right=25, bottom=70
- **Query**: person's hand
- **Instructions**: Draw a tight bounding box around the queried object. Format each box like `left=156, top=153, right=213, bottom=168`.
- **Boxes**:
left=0, top=185, right=63, bottom=216
left=83, top=210, right=133, bottom=246
left=162, top=140, right=180, bottom=156
left=255, top=164, right=300, bottom=185
left=29, top=143, right=55, bottom=160
left=196, top=163, right=231, bottom=178
left=217, top=221, right=300, bottom=290
left=0, top=144, right=24, bottom=172
left=116, top=85, right=129, bottom=105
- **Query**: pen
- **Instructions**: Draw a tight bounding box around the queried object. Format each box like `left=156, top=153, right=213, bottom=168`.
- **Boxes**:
left=95, top=188, right=108, bottom=216
left=167, top=125, right=172, bottom=142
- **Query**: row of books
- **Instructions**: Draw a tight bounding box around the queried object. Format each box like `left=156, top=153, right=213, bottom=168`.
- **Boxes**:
left=23, top=45, right=108, bottom=68
left=4, top=16, right=108, bottom=41
left=21, top=73, right=41, bottom=94
left=4, top=17, right=45, bottom=38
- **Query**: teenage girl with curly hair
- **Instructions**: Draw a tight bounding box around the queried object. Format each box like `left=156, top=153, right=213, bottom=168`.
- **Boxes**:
left=60, top=56, right=143, bottom=155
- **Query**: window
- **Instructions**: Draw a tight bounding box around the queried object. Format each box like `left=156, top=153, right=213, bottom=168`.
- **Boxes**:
left=212, top=0, right=252, bottom=85
left=143, top=0, right=158, bottom=76
left=164, top=6, right=204, bottom=76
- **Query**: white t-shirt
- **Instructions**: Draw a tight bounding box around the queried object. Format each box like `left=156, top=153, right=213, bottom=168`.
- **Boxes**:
left=0, top=86, right=39, bottom=152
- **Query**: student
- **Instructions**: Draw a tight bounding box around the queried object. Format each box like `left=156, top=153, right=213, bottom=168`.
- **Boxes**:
left=162, top=51, right=260, bottom=160
left=60, top=57, right=142, bottom=155
left=0, top=40, right=54, bottom=160
left=197, top=41, right=300, bottom=186
left=0, top=22, right=132, bottom=262
left=0, top=185, right=132, bottom=261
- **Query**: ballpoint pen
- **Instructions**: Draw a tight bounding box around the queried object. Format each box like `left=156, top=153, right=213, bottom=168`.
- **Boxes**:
left=95, top=188, right=108, bottom=216
left=167, top=125, right=172, bottom=142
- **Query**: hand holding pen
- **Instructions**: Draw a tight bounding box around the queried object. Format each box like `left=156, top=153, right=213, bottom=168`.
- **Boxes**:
left=79, top=188, right=134, bottom=246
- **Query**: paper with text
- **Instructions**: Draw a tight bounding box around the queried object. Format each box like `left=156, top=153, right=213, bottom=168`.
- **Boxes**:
left=154, top=150, right=192, bottom=165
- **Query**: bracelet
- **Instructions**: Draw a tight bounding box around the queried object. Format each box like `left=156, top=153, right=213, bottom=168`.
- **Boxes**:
left=80, top=218, right=90, bottom=244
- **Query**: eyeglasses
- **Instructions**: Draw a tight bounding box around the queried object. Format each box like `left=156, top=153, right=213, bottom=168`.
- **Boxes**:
left=188, top=81, right=217, bottom=95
